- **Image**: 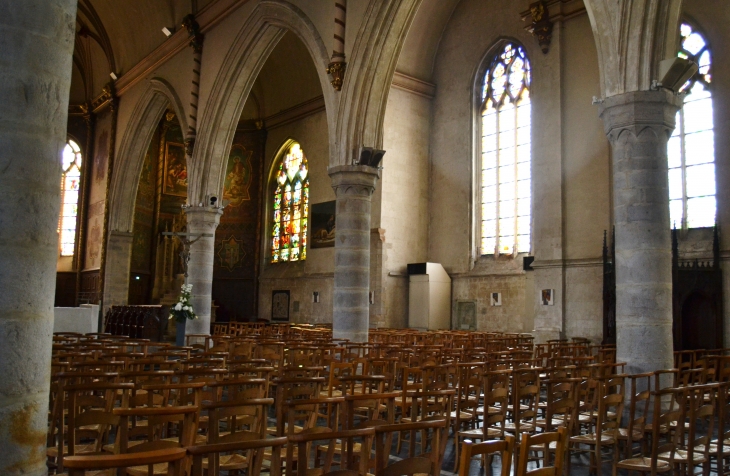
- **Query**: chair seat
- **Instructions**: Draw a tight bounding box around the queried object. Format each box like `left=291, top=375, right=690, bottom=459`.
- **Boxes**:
left=267, top=424, right=304, bottom=435
left=126, top=462, right=170, bottom=476
left=658, top=449, right=707, bottom=464
left=458, top=427, right=502, bottom=439
left=450, top=410, right=474, bottom=421
left=202, top=452, right=248, bottom=470
left=535, top=417, right=567, bottom=428
left=617, top=456, right=672, bottom=472
left=530, top=441, right=558, bottom=451
left=504, top=422, right=535, bottom=433
left=617, top=428, right=643, bottom=441
left=47, top=443, right=98, bottom=458
left=697, top=442, right=730, bottom=455
left=570, top=432, right=615, bottom=445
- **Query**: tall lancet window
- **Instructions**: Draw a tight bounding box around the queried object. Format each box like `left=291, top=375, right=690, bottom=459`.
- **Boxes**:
left=59, top=139, right=83, bottom=256
left=480, top=42, right=531, bottom=255
left=271, top=142, right=309, bottom=263
left=668, top=22, right=715, bottom=228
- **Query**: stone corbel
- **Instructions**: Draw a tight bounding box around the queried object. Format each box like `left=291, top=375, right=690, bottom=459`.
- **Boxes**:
left=326, top=61, right=347, bottom=91
left=527, top=1, right=553, bottom=54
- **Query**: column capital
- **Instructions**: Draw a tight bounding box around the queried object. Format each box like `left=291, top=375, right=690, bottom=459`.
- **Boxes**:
left=598, top=89, right=683, bottom=140
left=328, top=165, right=380, bottom=196
left=183, top=205, right=223, bottom=229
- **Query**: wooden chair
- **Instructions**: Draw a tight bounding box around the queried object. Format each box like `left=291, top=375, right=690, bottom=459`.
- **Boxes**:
left=113, top=405, right=200, bottom=476
left=188, top=437, right=287, bottom=476
left=567, top=378, right=624, bottom=476
left=64, top=448, right=187, bottom=476
left=618, top=373, right=652, bottom=459
left=290, top=427, right=376, bottom=476
left=458, top=435, right=515, bottom=476
left=374, top=419, right=447, bottom=476
left=658, top=384, right=716, bottom=476
left=516, top=427, right=568, bottom=476
left=451, top=363, right=483, bottom=469
left=615, top=387, right=683, bottom=476
left=202, top=397, right=272, bottom=473
left=50, top=382, right=133, bottom=474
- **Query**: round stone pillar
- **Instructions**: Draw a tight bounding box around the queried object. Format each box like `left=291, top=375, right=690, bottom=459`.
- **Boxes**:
left=599, top=90, right=682, bottom=375
left=328, top=165, right=380, bottom=342
left=0, top=1, right=77, bottom=474
left=183, top=206, right=222, bottom=337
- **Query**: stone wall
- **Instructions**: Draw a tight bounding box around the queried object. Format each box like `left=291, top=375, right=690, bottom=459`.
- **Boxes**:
left=258, top=109, right=334, bottom=323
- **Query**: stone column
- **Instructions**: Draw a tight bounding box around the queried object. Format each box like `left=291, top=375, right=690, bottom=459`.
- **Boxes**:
left=329, top=165, right=379, bottom=342
left=102, top=231, right=133, bottom=315
left=599, top=90, right=682, bottom=375
left=0, top=1, right=77, bottom=474
left=183, top=205, right=222, bottom=336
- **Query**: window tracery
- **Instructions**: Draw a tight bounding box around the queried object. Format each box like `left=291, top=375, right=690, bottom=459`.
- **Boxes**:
left=480, top=42, right=532, bottom=255
left=59, top=139, right=82, bottom=256
left=271, top=142, right=309, bottom=263
left=668, top=22, right=715, bottom=229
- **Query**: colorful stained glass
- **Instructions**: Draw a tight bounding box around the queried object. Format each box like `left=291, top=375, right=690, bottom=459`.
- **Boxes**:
left=668, top=22, right=716, bottom=229
left=480, top=42, right=531, bottom=255
left=58, top=139, right=83, bottom=256
left=271, top=142, right=309, bottom=262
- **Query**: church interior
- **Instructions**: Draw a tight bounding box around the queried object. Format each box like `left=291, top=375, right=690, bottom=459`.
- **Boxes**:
left=1, top=0, right=730, bottom=474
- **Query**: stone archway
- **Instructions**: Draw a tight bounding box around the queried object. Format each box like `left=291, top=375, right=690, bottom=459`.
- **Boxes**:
left=103, top=78, right=188, bottom=309
left=188, top=0, right=425, bottom=341
left=189, top=0, right=336, bottom=204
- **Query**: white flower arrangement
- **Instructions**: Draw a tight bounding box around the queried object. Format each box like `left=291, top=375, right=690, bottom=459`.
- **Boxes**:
left=169, top=284, right=197, bottom=323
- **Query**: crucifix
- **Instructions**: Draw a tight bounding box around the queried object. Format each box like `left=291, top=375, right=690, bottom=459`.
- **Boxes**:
left=161, top=231, right=214, bottom=279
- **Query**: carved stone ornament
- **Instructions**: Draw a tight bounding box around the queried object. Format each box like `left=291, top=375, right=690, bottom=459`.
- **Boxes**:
left=528, top=1, right=553, bottom=54
left=326, top=61, right=347, bottom=91
left=182, top=14, right=204, bottom=52
left=184, top=137, right=196, bottom=157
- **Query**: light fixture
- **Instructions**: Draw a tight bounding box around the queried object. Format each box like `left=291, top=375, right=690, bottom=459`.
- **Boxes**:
left=162, top=27, right=174, bottom=37
left=109, top=72, right=118, bottom=80
left=357, top=147, right=386, bottom=168
left=653, top=57, right=699, bottom=93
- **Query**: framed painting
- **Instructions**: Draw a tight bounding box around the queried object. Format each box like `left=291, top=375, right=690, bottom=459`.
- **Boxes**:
left=272, top=290, right=290, bottom=322
left=223, top=144, right=253, bottom=207
left=310, top=200, right=336, bottom=249
left=163, top=142, right=188, bottom=197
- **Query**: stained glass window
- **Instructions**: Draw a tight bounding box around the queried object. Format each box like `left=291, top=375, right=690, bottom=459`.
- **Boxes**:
left=668, top=22, right=715, bottom=229
left=271, top=142, right=309, bottom=263
left=59, top=139, right=83, bottom=256
left=480, top=42, right=531, bottom=255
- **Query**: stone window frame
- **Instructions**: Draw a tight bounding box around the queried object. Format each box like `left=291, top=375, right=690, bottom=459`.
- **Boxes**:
left=668, top=18, right=716, bottom=230
left=472, top=38, right=533, bottom=259
left=59, top=137, right=84, bottom=257
left=268, top=138, right=310, bottom=264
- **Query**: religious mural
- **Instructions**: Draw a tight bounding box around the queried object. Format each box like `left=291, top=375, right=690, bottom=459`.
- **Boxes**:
left=94, top=129, right=108, bottom=183
left=217, top=235, right=245, bottom=272
left=163, top=142, right=187, bottom=196
left=86, top=222, right=102, bottom=269
left=310, top=200, right=336, bottom=249
left=211, top=131, right=264, bottom=321
left=223, top=145, right=253, bottom=206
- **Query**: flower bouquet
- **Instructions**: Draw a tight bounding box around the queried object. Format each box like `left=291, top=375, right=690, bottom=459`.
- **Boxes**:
left=169, top=284, right=197, bottom=323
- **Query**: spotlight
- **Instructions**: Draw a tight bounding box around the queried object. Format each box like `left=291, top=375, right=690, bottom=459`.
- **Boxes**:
left=209, top=196, right=218, bottom=207
left=109, top=72, right=118, bottom=81
left=162, top=27, right=174, bottom=37
left=654, top=57, right=699, bottom=93
left=357, top=147, right=386, bottom=168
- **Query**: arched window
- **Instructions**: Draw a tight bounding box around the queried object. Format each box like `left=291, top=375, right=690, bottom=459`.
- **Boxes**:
left=59, top=139, right=83, bottom=256
left=668, top=22, right=715, bottom=229
left=480, top=42, right=531, bottom=255
left=271, top=142, right=309, bottom=263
